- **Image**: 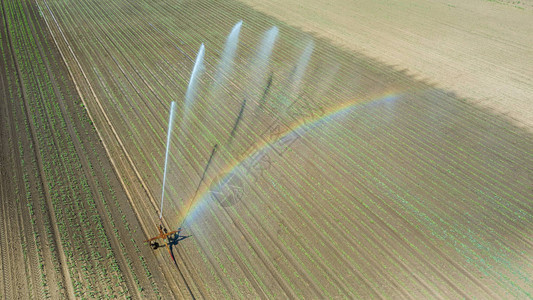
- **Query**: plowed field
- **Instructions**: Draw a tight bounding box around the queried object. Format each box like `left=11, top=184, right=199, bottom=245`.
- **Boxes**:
left=2, top=0, right=532, bottom=298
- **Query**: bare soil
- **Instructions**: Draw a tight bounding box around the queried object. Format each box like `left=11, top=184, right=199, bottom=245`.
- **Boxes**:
left=238, top=0, right=533, bottom=130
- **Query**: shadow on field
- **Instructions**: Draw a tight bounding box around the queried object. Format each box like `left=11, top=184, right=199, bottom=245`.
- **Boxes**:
left=169, top=232, right=192, bottom=247
left=168, top=232, right=191, bottom=266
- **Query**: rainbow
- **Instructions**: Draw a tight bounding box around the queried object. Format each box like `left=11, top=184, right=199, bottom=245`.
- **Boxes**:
left=178, top=91, right=403, bottom=224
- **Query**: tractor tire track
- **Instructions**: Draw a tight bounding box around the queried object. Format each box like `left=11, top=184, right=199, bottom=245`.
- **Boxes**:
left=23, top=2, right=141, bottom=297
left=36, top=1, right=197, bottom=297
